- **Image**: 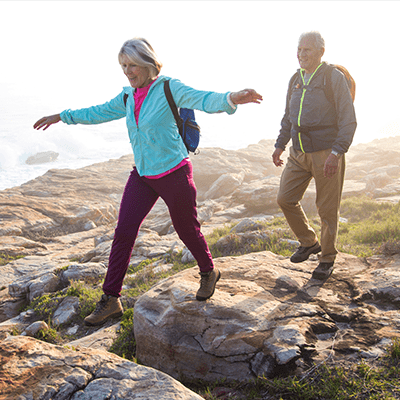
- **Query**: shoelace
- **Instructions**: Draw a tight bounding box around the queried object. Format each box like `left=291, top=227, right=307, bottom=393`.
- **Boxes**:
left=93, top=296, right=108, bottom=315
left=199, top=272, right=211, bottom=288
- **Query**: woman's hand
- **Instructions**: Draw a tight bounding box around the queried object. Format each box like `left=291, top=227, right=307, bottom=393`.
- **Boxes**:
left=230, top=89, right=263, bottom=105
left=33, top=114, right=61, bottom=131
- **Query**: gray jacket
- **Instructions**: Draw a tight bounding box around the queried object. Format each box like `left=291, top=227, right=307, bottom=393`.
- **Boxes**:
left=275, top=62, right=357, bottom=154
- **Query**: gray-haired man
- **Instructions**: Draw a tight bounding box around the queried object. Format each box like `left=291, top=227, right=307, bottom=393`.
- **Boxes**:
left=272, top=31, right=357, bottom=280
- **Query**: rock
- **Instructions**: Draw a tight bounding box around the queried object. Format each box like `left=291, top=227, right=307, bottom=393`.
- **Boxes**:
left=2, top=136, right=400, bottom=396
left=67, top=322, right=121, bottom=351
left=232, top=176, right=281, bottom=213
left=213, top=230, right=270, bottom=256
left=231, top=218, right=264, bottom=233
left=134, top=251, right=400, bottom=382
left=52, top=296, right=80, bottom=326
left=0, top=335, right=204, bottom=400
left=9, top=271, right=60, bottom=302
left=181, top=248, right=195, bottom=264
left=22, top=320, right=49, bottom=337
left=365, top=172, right=393, bottom=192
left=0, top=309, right=37, bottom=338
left=67, top=325, right=80, bottom=335
left=203, top=171, right=245, bottom=200
left=25, top=150, right=59, bottom=165
left=61, top=262, right=107, bottom=285
left=0, top=295, right=27, bottom=323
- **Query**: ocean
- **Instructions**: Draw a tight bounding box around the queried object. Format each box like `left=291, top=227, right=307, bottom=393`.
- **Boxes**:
left=0, top=97, right=133, bottom=190
left=0, top=85, right=259, bottom=191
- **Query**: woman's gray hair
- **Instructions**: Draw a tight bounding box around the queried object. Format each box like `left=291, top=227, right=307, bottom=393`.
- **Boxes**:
left=298, top=31, right=325, bottom=50
left=118, top=37, right=162, bottom=78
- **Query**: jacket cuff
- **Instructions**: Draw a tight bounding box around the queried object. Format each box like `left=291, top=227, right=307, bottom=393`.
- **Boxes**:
left=60, top=110, right=77, bottom=125
left=227, top=93, right=237, bottom=110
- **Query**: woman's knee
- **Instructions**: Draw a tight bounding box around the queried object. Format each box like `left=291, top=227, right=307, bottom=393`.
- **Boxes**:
left=113, top=224, right=139, bottom=245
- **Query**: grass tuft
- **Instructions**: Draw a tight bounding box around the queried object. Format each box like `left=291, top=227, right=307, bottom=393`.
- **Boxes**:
left=109, top=308, right=136, bottom=361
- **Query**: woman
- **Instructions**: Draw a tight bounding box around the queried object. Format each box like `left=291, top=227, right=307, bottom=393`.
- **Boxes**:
left=34, top=37, right=263, bottom=326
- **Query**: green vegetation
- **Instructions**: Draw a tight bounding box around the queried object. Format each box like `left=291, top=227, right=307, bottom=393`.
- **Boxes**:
left=338, top=196, right=400, bottom=257
left=0, top=253, right=25, bottom=266
left=9, top=195, right=400, bottom=398
left=29, top=293, right=63, bottom=321
left=122, top=252, right=197, bottom=299
left=21, top=280, right=104, bottom=344
left=65, top=281, right=103, bottom=319
left=208, top=225, right=295, bottom=259
left=201, top=196, right=400, bottom=260
left=109, top=308, right=136, bottom=361
left=191, top=339, right=400, bottom=399
left=34, top=327, right=60, bottom=344
left=127, top=258, right=158, bottom=274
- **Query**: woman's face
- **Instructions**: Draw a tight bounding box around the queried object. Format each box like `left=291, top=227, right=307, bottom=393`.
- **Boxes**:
left=120, top=54, right=150, bottom=88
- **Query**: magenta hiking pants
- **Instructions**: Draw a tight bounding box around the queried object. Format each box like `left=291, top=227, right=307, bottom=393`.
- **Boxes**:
left=102, top=162, right=214, bottom=297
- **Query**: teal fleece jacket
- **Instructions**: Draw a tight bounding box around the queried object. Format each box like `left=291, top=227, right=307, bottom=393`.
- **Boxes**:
left=60, top=75, right=236, bottom=176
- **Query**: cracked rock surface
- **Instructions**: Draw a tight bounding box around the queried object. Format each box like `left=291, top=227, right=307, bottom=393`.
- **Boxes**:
left=134, top=251, right=400, bottom=382
left=0, top=335, right=203, bottom=400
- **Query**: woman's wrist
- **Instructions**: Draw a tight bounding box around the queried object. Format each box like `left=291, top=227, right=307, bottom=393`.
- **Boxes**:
left=228, top=92, right=237, bottom=108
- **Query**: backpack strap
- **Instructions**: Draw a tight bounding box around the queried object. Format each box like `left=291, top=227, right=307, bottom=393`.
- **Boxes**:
left=163, top=80, right=183, bottom=133
left=123, top=93, right=129, bottom=107
left=287, top=71, right=299, bottom=105
left=289, top=71, right=299, bottom=90
left=323, top=64, right=335, bottom=106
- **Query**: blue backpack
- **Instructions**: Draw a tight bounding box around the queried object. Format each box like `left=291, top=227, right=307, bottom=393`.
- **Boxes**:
left=163, top=80, right=200, bottom=154
left=123, top=80, right=201, bottom=154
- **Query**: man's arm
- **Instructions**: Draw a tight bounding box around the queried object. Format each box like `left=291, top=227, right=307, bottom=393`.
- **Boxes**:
left=273, top=76, right=296, bottom=158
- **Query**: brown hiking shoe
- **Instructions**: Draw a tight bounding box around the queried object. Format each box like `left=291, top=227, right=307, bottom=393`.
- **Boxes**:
left=312, top=262, right=334, bottom=280
left=196, top=268, right=221, bottom=301
left=84, top=294, right=124, bottom=326
left=290, top=241, right=321, bottom=263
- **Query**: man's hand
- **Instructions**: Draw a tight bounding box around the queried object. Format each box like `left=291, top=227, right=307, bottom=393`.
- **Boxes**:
left=230, top=89, right=263, bottom=105
left=33, top=114, right=61, bottom=131
left=324, top=153, right=339, bottom=178
left=272, top=147, right=284, bottom=167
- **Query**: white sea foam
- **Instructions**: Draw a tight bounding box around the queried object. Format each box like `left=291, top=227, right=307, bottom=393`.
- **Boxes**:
left=0, top=117, right=130, bottom=190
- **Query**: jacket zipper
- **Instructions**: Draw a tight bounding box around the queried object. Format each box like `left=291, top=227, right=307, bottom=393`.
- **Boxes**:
left=136, top=78, right=161, bottom=129
left=297, top=63, right=323, bottom=152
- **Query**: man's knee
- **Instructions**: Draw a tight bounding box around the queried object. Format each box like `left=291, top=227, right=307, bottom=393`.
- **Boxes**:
left=277, top=190, right=293, bottom=209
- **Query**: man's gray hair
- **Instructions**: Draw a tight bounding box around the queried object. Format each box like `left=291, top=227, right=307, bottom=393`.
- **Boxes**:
left=118, top=37, right=162, bottom=79
left=299, top=31, right=325, bottom=50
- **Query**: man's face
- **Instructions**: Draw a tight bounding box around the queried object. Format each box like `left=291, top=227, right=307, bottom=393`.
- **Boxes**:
left=297, top=38, right=324, bottom=74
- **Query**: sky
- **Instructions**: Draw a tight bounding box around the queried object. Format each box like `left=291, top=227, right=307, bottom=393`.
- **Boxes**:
left=1, top=0, right=400, bottom=150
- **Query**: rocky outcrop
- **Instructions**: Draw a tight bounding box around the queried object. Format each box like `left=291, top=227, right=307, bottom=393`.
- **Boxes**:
left=134, top=251, right=400, bottom=382
left=25, top=151, right=59, bottom=165
left=0, top=335, right=203, bottom=400
left=1, top=136, right=400, bottom=397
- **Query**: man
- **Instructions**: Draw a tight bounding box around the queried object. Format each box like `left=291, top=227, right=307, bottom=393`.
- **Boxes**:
left=272, top=31, right=356, bottom=280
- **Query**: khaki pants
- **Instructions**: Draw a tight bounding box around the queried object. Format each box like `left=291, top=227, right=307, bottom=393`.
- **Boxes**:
left=277, top=147, right=345, bottom=263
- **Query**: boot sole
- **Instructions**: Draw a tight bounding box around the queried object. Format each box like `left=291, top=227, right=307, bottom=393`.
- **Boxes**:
left=312, top=266, right=334, bottom=280
left=84, top=310, right=124, bottom=327
left=196, top=269, right=221, bottom=301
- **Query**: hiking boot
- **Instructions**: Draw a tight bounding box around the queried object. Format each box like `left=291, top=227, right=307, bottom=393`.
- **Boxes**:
left=312, top=262, right=334, bottom=280
left=84, top=294, right=124, bottom=326
left=290, top=242, right=321, bottom=263
left=196, top=268, right=221, bottom=301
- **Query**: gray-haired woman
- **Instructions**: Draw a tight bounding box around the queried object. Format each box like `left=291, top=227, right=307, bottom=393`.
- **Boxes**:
left=34, top=37, right=263, bottom=326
